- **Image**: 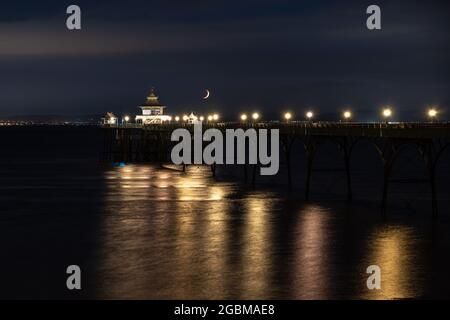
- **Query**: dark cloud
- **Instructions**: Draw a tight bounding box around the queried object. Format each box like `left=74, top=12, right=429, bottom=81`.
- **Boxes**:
left=0, top=0, right=449, bottom=120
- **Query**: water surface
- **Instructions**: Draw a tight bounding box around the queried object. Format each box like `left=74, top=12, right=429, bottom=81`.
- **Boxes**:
left=0, top=126, right=449, bottom=299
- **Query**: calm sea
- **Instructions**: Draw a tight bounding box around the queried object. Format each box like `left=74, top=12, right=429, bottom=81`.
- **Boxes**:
left=0, top=126, right=449, bottom=299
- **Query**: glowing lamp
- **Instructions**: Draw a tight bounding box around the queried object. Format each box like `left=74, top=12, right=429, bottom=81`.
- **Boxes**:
left=343, top=111, right=352, bottom=120
left=382, top=108, right=392, bottom=118
left=428, top=108, right=438, bottom=118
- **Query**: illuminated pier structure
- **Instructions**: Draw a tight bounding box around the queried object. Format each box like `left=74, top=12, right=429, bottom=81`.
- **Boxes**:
left=101, top=121, right=450, bottom=218
left=135, top=88, right=172, bottom=124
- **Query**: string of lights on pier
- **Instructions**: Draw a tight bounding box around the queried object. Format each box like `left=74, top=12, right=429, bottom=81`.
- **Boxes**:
left=102, top=89, right=442, bottom=125
left=118, top=107, right=441, bottom=125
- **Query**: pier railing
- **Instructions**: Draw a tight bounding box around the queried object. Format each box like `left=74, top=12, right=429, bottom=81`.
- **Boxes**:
left=102, top=121, right=450, bottom=138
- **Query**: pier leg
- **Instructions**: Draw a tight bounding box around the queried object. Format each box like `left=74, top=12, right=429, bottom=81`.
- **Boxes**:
left=108, top=130, right=113, bottom=162
left=281, top=135, right=295, bottom=191
left=252, top=164, right=257, bottom=187
left=425, top=144, right=438, bottom=220
left=418, top=141, right=441, bottom=220
left=286, top=150, right=292, bottom=191
left=127, top=133, right=132, bottom=162
left=211, top=163, right=216, bottom=178
left=344, top=154, right=352, bottom=201
left=119, top=129, right=125, bottom=162
left=137, top=130, right=143, bottom=161
left=430, top=169, right=438, bottom=220
left=123, top=130, right=127, bottom=162
left=101, top=129, right=112, bottom=162
left=374, top=139, right=396, bottom=217
left=305, top=151, right=314, bottom=201
left=337, top=137, right=355, bottom=202
left=157, top=133, right=164, bottom=166
left=381, top=164, right=391, bottom=215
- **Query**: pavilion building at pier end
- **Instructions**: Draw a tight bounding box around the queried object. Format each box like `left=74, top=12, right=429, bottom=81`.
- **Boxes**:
left=135, top=88, right=172, bottom=124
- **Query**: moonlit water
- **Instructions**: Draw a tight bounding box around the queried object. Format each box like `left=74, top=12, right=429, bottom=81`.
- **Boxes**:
left=0, top=126, right=449, bottom=299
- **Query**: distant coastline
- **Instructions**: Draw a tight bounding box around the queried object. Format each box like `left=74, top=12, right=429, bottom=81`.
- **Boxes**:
left=0, top=114, right=102, bottom=126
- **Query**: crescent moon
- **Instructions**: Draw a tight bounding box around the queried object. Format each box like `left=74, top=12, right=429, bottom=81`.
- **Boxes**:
left=202, top=89, right=210, bottom=100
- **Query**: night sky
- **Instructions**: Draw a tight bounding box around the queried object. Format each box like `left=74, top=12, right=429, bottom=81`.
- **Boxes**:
left=1, top=0, right=449, bottom=120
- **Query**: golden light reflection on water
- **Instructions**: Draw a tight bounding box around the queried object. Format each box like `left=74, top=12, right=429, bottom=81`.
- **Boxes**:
left=240, top=195, right=274, bottom=298
left=95, top=164, right=426, bottom=299
left=98, top=164, right=238, bottom=298
left=292, top=205, right=331, bottom=299
left=98, top=165, right=340, bottom=299
left=171, top=198, right=230, bottom=298
left=362, top=225, right=421, bottom=300
left=97, top=164, right=280, bottom=299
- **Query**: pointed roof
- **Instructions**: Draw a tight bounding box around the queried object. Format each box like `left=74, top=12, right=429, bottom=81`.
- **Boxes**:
left=105, top=112, right=116, bottom=119
left=140, top=87, right=166, bottom=108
